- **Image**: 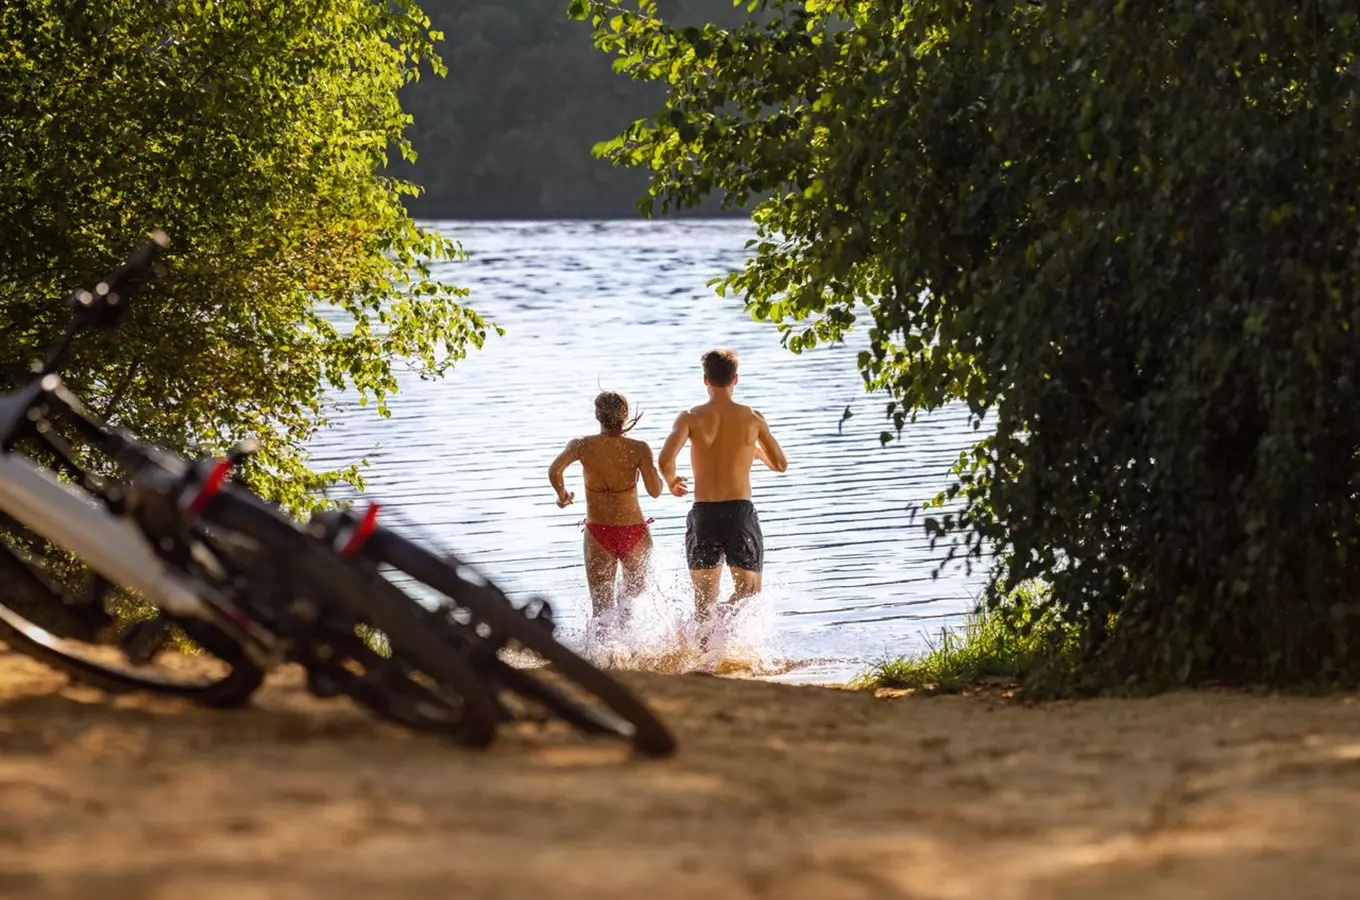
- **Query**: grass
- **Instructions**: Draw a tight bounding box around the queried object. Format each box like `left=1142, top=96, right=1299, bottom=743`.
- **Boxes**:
left=855, top=582, right=1070, bottom=693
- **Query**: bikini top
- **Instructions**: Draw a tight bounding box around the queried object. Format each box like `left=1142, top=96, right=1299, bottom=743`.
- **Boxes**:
left=586, top=482, right=636, bottom=494
left=581, top=442, right=637, bottom=494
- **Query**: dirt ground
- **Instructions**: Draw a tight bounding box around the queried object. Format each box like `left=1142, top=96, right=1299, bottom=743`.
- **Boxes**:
left=2, top=651, right=1360, bottom=899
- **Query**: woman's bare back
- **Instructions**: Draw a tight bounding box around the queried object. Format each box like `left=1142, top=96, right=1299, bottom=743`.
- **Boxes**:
left=575, top=435, right=663, bottom=525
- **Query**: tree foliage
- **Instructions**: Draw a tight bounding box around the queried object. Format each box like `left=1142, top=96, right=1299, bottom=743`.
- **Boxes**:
left=0, top=0, right=489, bottom=509
left=578, top=0, right=1360, bottom=689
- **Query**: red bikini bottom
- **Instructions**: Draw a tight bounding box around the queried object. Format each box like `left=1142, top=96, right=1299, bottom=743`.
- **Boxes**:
left=585, top=519, right=654, bottom=560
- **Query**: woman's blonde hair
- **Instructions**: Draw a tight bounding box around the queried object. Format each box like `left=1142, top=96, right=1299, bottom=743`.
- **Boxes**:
left=595, top=390, right=642, bottom=434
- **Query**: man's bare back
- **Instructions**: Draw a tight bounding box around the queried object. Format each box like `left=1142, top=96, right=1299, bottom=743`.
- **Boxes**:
left=660, top=400, right=784, bottom=502
left=658, top=348, right=787, bottom=620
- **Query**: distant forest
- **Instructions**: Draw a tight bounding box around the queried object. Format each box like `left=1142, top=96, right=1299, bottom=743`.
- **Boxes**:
left=396, top=0, right=752, bottom=219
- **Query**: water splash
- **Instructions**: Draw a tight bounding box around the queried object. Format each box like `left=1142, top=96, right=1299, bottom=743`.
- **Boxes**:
left=553, top=545, right=804, bottom=677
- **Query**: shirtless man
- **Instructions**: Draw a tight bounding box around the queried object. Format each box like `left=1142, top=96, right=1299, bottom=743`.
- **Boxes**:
left=658, top=348, right=788, bottom=621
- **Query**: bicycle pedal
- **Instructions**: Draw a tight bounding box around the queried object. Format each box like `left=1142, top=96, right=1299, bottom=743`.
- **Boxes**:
left=306, top=668, right=343, bottom=699
left=63, top=593, right=115, bottom=639
left=62, top=604, right=114, bottom=642
left=522, top=596, right=556, bottom=634
left=120, top=617, right=171, bottom=665
left=71, top=575, right=115, bottom=625
left=495, top=699, right=517, bottom=723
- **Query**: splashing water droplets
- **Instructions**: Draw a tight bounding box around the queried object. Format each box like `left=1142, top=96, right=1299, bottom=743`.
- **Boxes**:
left=553, top=545, right=796, bottom=677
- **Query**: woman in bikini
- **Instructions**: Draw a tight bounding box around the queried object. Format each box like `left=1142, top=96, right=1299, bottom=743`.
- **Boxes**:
left=548, top=391, right=664, bottom=617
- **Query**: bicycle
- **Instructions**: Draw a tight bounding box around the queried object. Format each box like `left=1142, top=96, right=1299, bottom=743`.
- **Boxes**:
left=0, top=234, right=501, bottom=744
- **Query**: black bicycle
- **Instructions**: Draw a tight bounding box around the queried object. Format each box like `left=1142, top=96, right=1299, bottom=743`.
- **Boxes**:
left=0, top=235, right=500, bottom=744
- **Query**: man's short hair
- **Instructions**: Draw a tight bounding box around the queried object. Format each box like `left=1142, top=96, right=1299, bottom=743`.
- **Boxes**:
left=701, top=347, right=740, bottom=387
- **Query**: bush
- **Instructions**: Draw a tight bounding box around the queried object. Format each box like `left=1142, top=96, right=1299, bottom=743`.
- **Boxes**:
left=856, top=583, right=1074, bottom=693
left=578, top=0, right=1360, bottom=691
left=0, top=0, right=488, bottom=639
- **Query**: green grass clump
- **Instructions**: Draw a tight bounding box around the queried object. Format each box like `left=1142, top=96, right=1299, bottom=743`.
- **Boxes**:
left=855, top=582, right=1072, bottom=693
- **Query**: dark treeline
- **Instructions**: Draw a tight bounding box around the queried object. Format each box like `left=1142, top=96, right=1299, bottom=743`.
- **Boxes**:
left=396, top=0, right=752, bottom=220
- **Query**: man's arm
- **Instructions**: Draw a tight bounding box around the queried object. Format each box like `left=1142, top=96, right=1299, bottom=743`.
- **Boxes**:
left=547, top=439, right=580, bottom=507
left=658, top=411, right=691, bottom=496
left=753, top=411, right=788, bottom=473
left=638, top=442, right=664, bottom=499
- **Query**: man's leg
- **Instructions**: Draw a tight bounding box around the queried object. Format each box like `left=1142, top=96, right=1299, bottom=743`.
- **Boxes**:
left=690, top=565, right=725, bottom=653
left=728, top=566, right=762, bottom=604
left=689, top=566, right=723, bottom=621
left=718, top=502, right=764, bottom=611
left=685, top=504, right=724, bottom=621
left=702, top=567, right=760, bottom=623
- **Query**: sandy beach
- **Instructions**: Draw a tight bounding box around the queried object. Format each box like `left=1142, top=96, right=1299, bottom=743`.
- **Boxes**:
left=1, top=651, right=1359, bottom=899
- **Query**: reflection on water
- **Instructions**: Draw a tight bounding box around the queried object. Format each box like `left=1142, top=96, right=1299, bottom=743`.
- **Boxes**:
left=308, top=220, right=988, bottom=683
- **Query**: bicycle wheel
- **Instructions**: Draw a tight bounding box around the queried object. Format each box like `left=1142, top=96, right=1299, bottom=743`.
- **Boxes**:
left=196, top=487, right=502, bottom=747
left=318, top=634, right=515, bottom=735
left=363, top=527, right=677, bottom=757
left=0, top=541, right=265, bottom=707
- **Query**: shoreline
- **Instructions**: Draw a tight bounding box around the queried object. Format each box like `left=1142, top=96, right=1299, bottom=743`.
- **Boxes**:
left=1, top=651, right=1358, bottom=898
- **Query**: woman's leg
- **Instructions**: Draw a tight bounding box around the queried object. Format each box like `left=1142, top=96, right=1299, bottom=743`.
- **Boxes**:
left=618, top=528, right=654, bottom=605
left=583, top=529, right=619, bottom=617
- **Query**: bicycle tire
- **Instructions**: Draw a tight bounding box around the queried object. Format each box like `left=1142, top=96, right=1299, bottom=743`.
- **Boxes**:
left=0, top=546, right=264, bottom=707
left=366, top=529, right=677, bottom=757
left=198, top=488, right=502, bottom=747
left=188, top=507, right=497, bottom=739
left=485, top=655, right=631, bottom=736
left=300, top=619, right=500, bottom=737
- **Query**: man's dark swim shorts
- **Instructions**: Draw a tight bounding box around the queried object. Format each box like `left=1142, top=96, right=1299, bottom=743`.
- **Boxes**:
left=685, top=499, right=764, bottom=572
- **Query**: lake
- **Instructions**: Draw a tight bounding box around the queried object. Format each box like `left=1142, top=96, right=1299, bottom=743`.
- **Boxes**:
left=308, top=219, right=987, bottom=683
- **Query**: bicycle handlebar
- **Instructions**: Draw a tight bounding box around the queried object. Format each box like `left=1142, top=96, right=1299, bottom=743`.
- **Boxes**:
left=67, top=229, right=169, bottom=331
left=37, top=230, right=169, bottom=377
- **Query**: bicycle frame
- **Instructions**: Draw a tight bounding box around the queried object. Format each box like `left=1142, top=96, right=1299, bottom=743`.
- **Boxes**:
left=0, top=385, right=282, bottom=670
left=0, top=451, right=211, bottom=618
left=0, top=231, right=283, bottom=670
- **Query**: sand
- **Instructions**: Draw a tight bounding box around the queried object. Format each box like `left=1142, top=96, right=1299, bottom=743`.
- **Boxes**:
left=0, top=650, right=1359, bottom=899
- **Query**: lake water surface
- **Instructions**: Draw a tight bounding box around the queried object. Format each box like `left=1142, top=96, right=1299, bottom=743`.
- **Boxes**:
left=308, top=220, right=987, bottom=682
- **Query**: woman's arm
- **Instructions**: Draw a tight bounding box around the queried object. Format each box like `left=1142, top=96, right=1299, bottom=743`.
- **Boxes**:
left=638, top=442, right=664, bottom=499
left=547, top=439, right=580, bottom=507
